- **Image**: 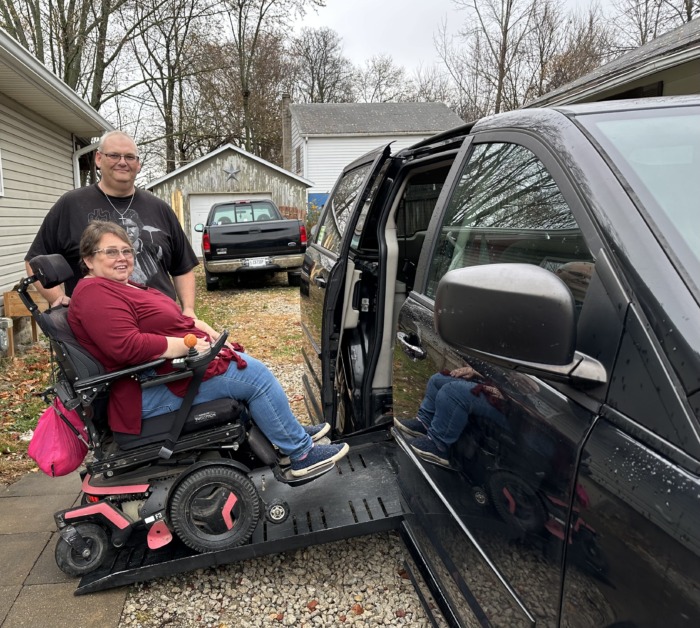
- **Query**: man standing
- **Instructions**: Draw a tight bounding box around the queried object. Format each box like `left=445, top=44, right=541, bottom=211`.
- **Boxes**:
left=25, top=130, right=198, bottom=317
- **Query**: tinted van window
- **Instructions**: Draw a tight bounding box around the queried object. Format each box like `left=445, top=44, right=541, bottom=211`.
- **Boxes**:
left=316, top=163, right=373, bottom=255
left=426, top=142, right=593, bottom=300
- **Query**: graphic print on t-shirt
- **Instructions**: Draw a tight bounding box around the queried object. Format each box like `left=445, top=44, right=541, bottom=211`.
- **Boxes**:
left=87, top=206, right=164, bottom=285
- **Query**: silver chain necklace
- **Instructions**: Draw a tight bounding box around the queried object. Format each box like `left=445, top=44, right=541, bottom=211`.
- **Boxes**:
left=99, top=185, right=135, bottom=219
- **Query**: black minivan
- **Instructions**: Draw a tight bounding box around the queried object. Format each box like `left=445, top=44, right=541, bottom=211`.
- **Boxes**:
left=300, top=97, right=700, bottom=627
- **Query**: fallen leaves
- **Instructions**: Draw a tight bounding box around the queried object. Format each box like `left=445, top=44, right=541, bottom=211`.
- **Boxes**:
left=0, top=343, right=51, bottom=483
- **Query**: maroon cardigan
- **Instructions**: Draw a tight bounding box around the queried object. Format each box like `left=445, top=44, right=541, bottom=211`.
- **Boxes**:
left=68, top=277, right=242, bottom=434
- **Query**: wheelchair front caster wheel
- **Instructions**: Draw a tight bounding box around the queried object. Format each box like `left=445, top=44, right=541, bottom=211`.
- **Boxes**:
left=55, top=523, right=109, bottom=576
left=266, top=498, right=290, bottom=524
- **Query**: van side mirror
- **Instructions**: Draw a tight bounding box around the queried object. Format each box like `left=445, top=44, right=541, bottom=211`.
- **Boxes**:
left=194, top=224, right=204, bottom=232
left=434, top=264, right=606, bottom=384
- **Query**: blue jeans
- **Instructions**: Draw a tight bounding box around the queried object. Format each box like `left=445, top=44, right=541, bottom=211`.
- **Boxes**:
left=417, top=373, right=508, bottom=450
left=141, top=354, right=312, bottom=460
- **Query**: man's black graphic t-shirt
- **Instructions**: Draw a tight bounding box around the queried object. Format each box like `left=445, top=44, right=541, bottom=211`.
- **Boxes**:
left=26, top=184, right=198, bottom=300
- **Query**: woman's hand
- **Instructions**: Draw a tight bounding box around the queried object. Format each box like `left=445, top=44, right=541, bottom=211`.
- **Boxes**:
left=193, top=319, right=234, bottom=349
left=481, top=385, right=504, bottom=401
left=450, top=365, right=479, bottom=380
left=51, top=295, right=70, bottom=308
left=193, top=318, right=218, bottom=340
left=191, top=337, right=212, bottom=354
left=161, top=335, right=211, bottom=359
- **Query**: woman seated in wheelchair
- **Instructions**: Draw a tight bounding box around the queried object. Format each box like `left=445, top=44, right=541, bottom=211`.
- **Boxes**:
left=67, top=220, right=348, bottom=477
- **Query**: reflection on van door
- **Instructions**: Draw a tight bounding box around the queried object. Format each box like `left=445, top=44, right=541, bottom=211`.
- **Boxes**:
left=300, top=146, right=390, bottom=428
left=394, top=138, right=613, bottom=626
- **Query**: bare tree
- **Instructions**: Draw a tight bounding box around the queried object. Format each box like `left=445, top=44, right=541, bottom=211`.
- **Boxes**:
left=221, top=0, right=324, bottom=152
left=288, top=26, right=355, bottom=103
left=435, top=17, right=497, bottom=119
left=184, top=29, right=292, bottom=164
left=354, top=54, right=408, bottom=103
left=542, top=5, right=615, bottom=93
left=613, top=0, right=671, bottom=50
left=405, top=63, right=456, bottom=104
left=661, top=0, right=699, bottom=22
left=129, top=0, right=220, bottom=172
left=453, top=0, right=537, bottom=114
left=0, top=0, right=152, bottom=110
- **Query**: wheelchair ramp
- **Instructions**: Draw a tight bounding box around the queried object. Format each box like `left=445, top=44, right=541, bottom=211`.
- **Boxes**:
left=75, top=437, right=403, bottom=594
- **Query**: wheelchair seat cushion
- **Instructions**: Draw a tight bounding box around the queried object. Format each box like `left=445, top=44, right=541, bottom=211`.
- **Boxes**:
left=113, top=398, right=244, bottom=450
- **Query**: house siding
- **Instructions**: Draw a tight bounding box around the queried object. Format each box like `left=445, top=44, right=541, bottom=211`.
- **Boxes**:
left=304, top=135, right=429, bottom=195
left=0, top=92, right=74, bottom=294
left=148, top=148, right=309, bottom=240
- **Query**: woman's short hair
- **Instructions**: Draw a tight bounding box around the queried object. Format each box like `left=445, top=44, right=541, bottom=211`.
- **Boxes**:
left=79, top=220, right=131, bottom=275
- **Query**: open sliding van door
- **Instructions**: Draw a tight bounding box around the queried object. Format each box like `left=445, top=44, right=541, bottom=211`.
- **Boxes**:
left=300, top=145, right=391, bottom=431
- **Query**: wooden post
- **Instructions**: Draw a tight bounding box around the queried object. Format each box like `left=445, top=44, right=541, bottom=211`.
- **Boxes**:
left=2, top=289, right=49, bottom=358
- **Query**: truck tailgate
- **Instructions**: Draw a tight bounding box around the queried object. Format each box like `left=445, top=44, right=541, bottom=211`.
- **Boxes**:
left=208, top=220, right=303, bottom=258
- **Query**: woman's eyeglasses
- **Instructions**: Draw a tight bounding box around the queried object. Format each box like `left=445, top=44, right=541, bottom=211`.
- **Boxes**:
left=100, top=152, right=140, bottom=163
left=93, top=247, right=135, bottom=259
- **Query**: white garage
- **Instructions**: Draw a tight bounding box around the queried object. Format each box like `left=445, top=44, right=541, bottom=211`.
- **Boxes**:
left=145, top=143, right=312, bottom=257
left=189, top=192, right=272, bottom=257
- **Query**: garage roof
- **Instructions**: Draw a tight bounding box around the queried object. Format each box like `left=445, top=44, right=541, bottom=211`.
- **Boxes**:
left=0, top=28, right=111, bottom=138
left=144, top=143, right=313, bottom=189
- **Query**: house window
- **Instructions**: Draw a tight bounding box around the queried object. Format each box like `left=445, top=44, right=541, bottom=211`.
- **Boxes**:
left=0, top=148, right=4, bottom=197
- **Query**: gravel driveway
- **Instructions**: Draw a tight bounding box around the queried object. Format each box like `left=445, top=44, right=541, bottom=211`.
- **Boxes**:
left=119, top=275, right=430, bottom=627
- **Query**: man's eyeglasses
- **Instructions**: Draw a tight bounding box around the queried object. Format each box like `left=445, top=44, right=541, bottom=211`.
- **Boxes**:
left=100, top=152, right=140, bottom=163
left=93, top=247, right=135, bottom=259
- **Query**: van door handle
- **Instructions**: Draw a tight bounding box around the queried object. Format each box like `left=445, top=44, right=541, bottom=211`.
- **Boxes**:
left=397, top=331, right=426, bottom=360
left=314, top=276, right=327, bottom=288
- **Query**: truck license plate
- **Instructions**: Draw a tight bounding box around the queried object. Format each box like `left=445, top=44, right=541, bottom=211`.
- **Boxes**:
left=247, top=257, right=269, bottom=267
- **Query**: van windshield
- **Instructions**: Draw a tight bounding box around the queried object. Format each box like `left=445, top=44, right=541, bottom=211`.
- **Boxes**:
left=579, top=105, right=699, bottom=278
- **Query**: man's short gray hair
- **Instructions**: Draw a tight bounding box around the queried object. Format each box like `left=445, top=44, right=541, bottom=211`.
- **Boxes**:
left=97, top=130, right=138, bottom=154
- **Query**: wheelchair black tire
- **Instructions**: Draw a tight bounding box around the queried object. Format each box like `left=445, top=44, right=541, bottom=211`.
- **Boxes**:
left=55, top=523, right=109, bottom=576
left=169, top=465, right=260, bottom=553
left=488, top=470, right=546, bottom=534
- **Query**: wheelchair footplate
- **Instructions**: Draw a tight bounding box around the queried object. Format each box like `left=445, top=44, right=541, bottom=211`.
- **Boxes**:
left=73, top=434, right=403, bottom=594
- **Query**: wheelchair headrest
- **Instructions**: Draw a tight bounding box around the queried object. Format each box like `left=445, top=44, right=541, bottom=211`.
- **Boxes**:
left=29, top=254, right=74, bottom=289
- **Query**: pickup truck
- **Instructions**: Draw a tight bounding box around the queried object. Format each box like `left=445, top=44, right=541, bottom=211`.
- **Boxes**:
left=300, top=97, right=700, bottom=626
left=195, top=199, right=307, bottom=290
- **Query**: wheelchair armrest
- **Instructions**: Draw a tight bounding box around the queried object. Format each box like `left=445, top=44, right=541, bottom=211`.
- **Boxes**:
left=178, top=330, right=229, bottom=370
left=70, top=331, right=228, bottom=393
left=72, top=358, right=167, bottom=392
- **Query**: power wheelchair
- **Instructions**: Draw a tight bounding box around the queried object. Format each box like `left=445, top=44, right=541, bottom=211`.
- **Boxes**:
left=18, top=254, right=334, bottom=577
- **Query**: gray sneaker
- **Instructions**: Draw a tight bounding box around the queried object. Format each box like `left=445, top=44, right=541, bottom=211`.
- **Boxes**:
left=305, top=422, right=331, bottom=441
left=290, top=443, right=350, bottom=477
left=410, top=436, right=450, bottom=468
left=393, top=417, right=428, bottom=437
left=278, top=423, right=331, bottom=466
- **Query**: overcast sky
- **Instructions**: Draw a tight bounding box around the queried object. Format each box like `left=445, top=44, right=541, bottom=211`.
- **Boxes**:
left=294, top=0, right=606, bottom=71
left=295, top=0, right=459, bottom=69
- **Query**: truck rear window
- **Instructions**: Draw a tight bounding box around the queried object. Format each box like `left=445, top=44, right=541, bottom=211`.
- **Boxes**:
left=211, top=201, right=276, bottom=225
